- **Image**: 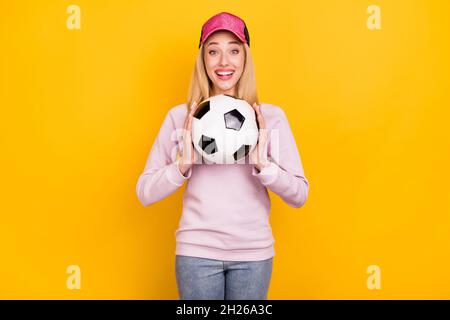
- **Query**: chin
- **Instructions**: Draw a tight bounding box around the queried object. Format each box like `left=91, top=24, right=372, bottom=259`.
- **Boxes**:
left=215, top=83, right=237, bottom=91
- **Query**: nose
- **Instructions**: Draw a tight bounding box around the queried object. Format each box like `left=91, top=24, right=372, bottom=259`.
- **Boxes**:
left=219, top=53, right=229, bottom=67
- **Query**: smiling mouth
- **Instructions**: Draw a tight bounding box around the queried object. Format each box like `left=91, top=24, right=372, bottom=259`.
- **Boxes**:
left=215, top=71, right=235, bottom=79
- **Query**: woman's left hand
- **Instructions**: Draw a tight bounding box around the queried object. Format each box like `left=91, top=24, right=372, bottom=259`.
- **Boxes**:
left=249, top=102, right=270, bottom=172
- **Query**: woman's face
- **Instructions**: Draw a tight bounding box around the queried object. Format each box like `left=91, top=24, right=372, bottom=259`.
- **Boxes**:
left=203, top=31, right=245, bottom=96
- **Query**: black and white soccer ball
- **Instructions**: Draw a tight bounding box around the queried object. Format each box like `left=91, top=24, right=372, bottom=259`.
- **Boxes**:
left=192, top=94, right=259, bottom=164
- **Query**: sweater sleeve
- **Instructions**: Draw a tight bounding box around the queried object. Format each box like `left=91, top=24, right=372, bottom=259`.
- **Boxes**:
left=252, top=108, right=309, bottom=208
left=136, top=109, right=192, bottom=207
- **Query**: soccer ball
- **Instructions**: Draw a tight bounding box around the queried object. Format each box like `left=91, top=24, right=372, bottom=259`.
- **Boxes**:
left=192, top=94, right=259, bottom=164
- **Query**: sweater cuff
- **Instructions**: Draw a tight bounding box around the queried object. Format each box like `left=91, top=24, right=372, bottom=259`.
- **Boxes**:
left=252, top=161, right=279, bottom=186
left=166, top=159, right=192, bottom=186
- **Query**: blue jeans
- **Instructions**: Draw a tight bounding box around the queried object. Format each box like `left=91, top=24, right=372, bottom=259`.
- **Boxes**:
left=175, top=255, right=273, bottom=300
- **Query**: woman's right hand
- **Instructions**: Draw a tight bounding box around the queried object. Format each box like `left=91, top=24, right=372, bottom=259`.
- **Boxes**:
left=178, top=101, right=199, bottom=176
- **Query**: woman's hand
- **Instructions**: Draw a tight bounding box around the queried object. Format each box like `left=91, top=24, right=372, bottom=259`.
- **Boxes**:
left=249, top=102, right=270, bottom=172
left=178, top=101, right=199, bottom=176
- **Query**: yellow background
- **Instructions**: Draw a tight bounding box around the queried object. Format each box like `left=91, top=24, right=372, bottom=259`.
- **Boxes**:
left=1, top=0, right=449, bottom=299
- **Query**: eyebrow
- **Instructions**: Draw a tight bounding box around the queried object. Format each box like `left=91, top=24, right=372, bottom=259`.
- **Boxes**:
left=207, top=41, right=241, bottom=47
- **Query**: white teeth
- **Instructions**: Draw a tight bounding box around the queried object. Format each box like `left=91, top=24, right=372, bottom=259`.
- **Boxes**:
left=216, top=71, right=234, bottom=76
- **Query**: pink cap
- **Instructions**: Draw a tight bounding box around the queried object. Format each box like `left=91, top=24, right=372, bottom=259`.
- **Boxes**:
left=199, top=12, right=250, bottom=48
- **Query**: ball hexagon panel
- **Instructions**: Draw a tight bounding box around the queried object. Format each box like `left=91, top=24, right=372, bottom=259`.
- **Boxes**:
left=224, top=109, right=245, bottom=131
left=233, top=144, right=251, bottom=161
left=193, top=100, right=210, bottom=120
left=198, top=134, right=218, bottom=155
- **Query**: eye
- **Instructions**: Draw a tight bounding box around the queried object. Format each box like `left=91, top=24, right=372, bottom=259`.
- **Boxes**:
left=208, top=50, right=217, bottom=55
left=231, top=49, right=240, bottom=54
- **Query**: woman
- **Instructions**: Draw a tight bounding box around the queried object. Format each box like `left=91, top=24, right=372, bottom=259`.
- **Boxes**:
left=136, top=12, right=309, bottom=300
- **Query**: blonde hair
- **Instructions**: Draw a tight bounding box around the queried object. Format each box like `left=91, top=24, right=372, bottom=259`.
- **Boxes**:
left=187, top=42, right=259, bottom=112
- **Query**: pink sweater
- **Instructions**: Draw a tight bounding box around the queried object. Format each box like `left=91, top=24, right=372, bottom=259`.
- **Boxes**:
left=136, top=102, right=309, bottom=261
